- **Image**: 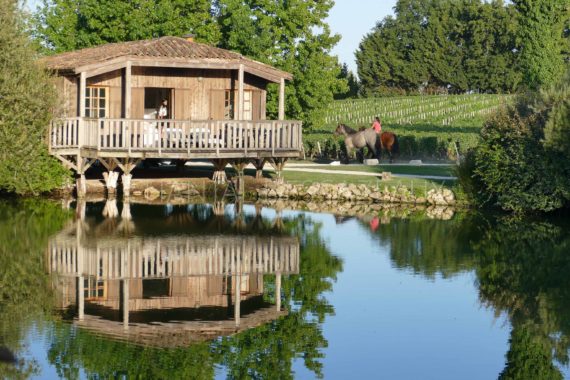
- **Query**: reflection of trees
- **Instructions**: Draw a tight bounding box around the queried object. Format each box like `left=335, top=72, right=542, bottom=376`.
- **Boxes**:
left=47, top=326, right=215, bottom=379
left=367, top=213, right=483, bottom=279
left=365, top=211, right=570, bottom=378
left=475, top=219, right=570, bottom=379
left=44, top=209, right=342, bottom=379
left=215, top=215, right=343, bottom=379
left=0, top=200, right=71, bottom=379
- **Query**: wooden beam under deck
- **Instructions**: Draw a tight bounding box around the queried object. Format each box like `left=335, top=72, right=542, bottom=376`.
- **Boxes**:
left=77, top=148, right=300, bottom=160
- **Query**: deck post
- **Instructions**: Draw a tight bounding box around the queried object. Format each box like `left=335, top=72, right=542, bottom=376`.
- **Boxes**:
left=76, top=174, right=87, bottom=198
left=102, top=167, right=120, bottom=196
left=251, top=158, right=266, bottom=180
left=79, top=72, right=86, bottom=118
left=212, top=159, right=228, bottom=184
left=278, top=77, right=285, bottom=120
left=231, top=160, right=248, bottom=197
left=122, top=174, right=132, bottom=198
left=124, top=61, right=131, bottom=118
left=237, top=64, right=244, bottom=120
left=270, top=158, right=287, bottom=184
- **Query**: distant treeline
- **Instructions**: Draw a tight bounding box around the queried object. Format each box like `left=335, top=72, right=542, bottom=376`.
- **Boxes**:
left=355, top=0, right=570, bottom=96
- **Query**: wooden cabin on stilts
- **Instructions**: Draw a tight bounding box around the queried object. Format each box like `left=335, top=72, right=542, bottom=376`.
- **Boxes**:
left=42, top=35, right=302, bottom=197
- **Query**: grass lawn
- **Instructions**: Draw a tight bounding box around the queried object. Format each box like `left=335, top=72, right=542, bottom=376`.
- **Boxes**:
left=277, top=170, right=456, bottom=197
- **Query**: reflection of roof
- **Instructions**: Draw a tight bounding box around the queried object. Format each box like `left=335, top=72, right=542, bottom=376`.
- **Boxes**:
left=74, top=306, right=287, bottom=348
left=41, top=36, right=292, bottom=81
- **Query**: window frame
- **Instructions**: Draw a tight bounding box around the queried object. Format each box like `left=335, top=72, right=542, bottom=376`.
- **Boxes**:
left=84, top=86, right=109, bottom=119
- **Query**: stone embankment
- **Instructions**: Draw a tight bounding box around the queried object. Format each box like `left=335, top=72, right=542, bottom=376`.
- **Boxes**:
left=256, top=182, right=456, bottom=206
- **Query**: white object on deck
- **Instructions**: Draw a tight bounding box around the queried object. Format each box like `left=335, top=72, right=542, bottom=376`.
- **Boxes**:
left=330, top=161, right=341, bottom=166
left=364, top=159, right=379, bottom=165
left=409, top=160, right=423, bottom=165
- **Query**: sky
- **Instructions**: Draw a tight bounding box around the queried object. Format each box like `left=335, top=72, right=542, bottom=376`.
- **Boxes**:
left=327, top=0, right=397, bottom=74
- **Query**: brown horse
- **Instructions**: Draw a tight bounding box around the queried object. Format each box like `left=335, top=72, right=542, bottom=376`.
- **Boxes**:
left=335, top=124, right=399, bottom=163
left=378, top=130, right=399, bottom=163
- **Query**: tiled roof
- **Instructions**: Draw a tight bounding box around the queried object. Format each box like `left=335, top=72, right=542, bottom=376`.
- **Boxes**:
left=41, top=36, right=291, bottom=80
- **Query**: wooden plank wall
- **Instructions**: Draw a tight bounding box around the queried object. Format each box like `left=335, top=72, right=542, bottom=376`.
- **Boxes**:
left=87, top=70, right=123, bottom=118
left=131, top=67, right=268, bottom=120
left=63, top=67, right=270, bottom=120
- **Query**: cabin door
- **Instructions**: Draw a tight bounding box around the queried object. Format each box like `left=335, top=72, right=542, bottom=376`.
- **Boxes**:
left=144, top=88, right=173, bottom=119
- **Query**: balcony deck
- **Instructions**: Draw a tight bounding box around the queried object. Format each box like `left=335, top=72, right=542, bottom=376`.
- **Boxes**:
left=49, top=118, right=303, bottom=160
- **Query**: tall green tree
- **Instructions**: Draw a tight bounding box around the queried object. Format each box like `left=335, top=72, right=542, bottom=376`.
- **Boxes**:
left=0, top=0, right=69, bottom=195
left=356, top=0, right=521, bottom=95
left=215, top=0, right=347, bottom=128
left=512, top=0, right=569, bottom=90
left=33, top=0, right=220, bottom=53
left=335, top=63, right=360, bottom=99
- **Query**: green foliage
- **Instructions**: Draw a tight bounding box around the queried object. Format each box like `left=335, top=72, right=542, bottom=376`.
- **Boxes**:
left=460, top=73, right=570, bottom=212
left=0, top=199, right=71, bottom=379
left=33, top=0, right=220, bottom=52
left=474, top=218, right=570, bottom=377
left=0, top=0, right=69, bottom=195
left=215, top=0, right=347, bottom=128
left=371, top=213, right=481, bottom=279
left=335, top=63, right=360, bottom=99
left=356, top=0, right=522, bottom=95
left=523, top=70, right=570, bottom=155
left=512, top=0, right=569, bottom=90
left=41, top=212, right=341, bottom=379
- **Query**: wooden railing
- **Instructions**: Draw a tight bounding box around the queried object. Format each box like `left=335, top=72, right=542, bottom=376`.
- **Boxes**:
left=48, top=236, right=300, bottom=279
left=50, top=118, right=303, bottom=155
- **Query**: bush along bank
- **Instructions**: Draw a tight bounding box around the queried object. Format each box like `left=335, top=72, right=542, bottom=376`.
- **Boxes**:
left=255, top=182, right=457, bottom=207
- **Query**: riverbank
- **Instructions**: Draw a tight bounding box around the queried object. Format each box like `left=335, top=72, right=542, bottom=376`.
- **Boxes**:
left=72, top=173, right=461, bottom=209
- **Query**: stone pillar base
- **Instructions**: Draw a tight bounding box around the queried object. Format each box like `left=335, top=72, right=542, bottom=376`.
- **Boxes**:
left=122, top=174, right=132, bottom=198
left=103, top=171, right=120, bottom=194
left=76, top=174, right=87, bottom=198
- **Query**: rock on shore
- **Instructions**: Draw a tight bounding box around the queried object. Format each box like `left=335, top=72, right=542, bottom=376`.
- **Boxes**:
left=256, top=182, right=456, bottom=206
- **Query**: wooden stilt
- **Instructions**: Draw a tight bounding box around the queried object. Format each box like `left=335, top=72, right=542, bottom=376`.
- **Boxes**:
left=270, top=158, right=288, bottom=184
left=211, top=159, right=228, bottom=184
left=231, top=159, right=248, bottom=197
left=251, top=158, right=266, bottom=180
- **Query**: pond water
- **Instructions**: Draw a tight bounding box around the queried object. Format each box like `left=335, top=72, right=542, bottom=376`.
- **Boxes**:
left=0, top=199, right=569, bottom=379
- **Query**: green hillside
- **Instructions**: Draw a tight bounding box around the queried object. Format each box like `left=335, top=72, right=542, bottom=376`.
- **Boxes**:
left=304, top=94, right=513, bottom=161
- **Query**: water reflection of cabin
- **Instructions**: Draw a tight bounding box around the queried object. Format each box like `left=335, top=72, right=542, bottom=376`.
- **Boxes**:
left=43, top=35, right=302, bottom=192
left=47, top=230, right=299, bottom=346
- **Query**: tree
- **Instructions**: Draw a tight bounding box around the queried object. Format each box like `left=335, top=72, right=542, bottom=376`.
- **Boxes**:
left=0, top=0, right=69, bottom=195
left=355, top=0, right=522, bottom=95
left=512, top=0, right=569, bottom=89
left=335, top=63, right=360, bottom=99
left=215, top=0, right=347, bottom=128
left=33, top=0, right=220, bottom=53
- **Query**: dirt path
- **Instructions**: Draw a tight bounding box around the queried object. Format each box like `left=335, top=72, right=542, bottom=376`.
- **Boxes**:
left=281, top=167, right=456, bottom=181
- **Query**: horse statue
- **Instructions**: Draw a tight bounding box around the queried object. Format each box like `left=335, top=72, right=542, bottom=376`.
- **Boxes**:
left=334, top=123, right=399, bottom=163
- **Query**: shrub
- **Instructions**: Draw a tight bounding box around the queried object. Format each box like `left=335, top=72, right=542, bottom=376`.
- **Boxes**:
left=460, top=105, right=570, bottom=213
left=0, top=0, right=69, bottom=195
